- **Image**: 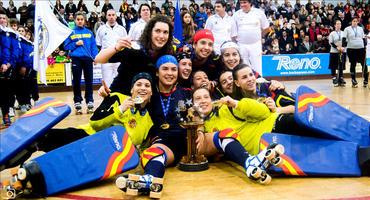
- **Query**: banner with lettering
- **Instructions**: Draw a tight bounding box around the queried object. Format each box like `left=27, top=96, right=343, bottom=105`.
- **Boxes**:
left=262, top=53, right=331, bottom=77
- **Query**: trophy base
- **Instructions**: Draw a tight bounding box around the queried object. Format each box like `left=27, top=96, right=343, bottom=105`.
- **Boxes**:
left=178, top=160, right=209, bottom=172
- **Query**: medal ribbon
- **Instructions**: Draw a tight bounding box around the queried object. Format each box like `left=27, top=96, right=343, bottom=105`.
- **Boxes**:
left=160, top=94, right=172, bottom=119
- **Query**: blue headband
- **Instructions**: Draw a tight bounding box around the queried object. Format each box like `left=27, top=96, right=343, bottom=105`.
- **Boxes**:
left=155, top=55, right=178, bottom=69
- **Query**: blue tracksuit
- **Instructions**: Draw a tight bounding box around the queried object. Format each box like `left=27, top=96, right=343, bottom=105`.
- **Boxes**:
left=64, top=26, right=98, bottom=104
left=64, top=26, right=98, bottom=59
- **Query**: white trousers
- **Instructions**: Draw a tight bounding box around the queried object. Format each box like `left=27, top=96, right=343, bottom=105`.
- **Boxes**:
left=101, top=62, right=120, bottom=87
left=238, top=41, right=263, bottom=76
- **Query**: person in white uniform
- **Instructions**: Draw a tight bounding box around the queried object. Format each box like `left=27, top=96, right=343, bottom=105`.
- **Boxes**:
left=205, top=0, right=233, bottom=55
left=128, top=3, right=151, bottom=43
left=231, top=0, right=270, bottom=76
left=96, top=9, right=127, bottom=87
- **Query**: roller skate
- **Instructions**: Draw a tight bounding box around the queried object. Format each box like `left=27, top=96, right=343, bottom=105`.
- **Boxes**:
left=116, top=174, right=163, bottom=199
left=338, top=77, right=346, bottom=87
left=352, top=79, right=358, bottom=88
left=74, top=102, right=82, bottom=115
left=245, top=143, right=285, bottom=185
left=332, top=77, right=339, bottom=87
left=364, top=81, right=368, bottom=88
left=2, top=162, right=46, bottom=199
left=86, top=102, right=94, bottom=114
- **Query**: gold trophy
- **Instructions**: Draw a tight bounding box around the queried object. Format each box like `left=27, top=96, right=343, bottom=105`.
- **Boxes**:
left=178, top=104, right=209, bottom=171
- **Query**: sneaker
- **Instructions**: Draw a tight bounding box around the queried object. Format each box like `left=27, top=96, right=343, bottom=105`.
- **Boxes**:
left=332, top=77, right=339, bottom=87
left=245, top=143, right=284, bottom=185
left=352, top=79, right=358, bottom=88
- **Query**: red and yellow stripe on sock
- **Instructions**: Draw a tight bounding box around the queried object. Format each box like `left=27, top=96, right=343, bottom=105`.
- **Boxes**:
left=297, top=92, right=330, bottom=113
left=21, top=99, right=66, bottom=118
left=141, top=147, right=165, bottom=168
left=219, top=128, right=240, bottom=141
left=260, top=139, right=306, bottom=176
left=102, top=132, right=136, bottom=179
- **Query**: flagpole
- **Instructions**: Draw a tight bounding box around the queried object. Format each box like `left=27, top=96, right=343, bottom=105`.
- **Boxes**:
left=47, top=0, right=95, bottom=61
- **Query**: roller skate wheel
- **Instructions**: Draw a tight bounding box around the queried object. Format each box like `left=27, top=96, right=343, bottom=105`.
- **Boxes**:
left=265, top=149, right=276, bottom=160
left=115, top=176, right=127, bottom=189
left=149, top=190, right=162, bottom=199
left=150, top=183, right=163, bottom=193
left=17, top=168, right=27, bottom=180
left=250, top=167, right=262, bottom=179
left=274, top=144, right=285, bottom=155
left=6, top=189, right=16, bottom=199
left=259, top=174, right=272, bottom=185
left=126, top=188, right=138, bottom=196
left=10, top=168, right=18, bottom=176
left=2, top=180, right=11, bottom=187
left=272, top=157, right=284, bottom=167
left=12, top=181, right=23, bottom=190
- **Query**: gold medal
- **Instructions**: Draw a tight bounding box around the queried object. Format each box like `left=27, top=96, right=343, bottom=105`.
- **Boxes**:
left=161, top=123, right=170, bottom=129
left=128, top=119, right=137, bottom=128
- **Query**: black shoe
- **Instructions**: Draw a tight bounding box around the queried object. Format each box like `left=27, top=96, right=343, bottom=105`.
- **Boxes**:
left=364, top=81, right=368, bottom=88
left=332, top=77, right=339, bottom=87
left=352, top=79, right=358, bottom=88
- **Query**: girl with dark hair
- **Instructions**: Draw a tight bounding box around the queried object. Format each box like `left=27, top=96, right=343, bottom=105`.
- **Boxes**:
left=181, top=11, right=196, bottom=44
left=95, top=15, right=174, bottom=96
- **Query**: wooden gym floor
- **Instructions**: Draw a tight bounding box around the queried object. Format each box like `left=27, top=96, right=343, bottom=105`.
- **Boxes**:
left=1, top=78, right=370, bottom=200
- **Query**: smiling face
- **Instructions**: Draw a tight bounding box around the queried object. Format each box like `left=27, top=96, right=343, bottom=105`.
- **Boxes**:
left=193, top=88, right=213, bottom=116
left=178, top=58, right=192, bottom=80
left=151, top=22, right=169, bottom=50
left=219, top=71, right=233, bottom=95
left=222, top=47, right=241, bottom=70
left=157, top=63, right=178, bottom=88
left=234, top=66, right=256, bottom=93
left=193, top=38, right=214, bottom=59
left=192, top=71, right=211, bottom=90
left=131, top=78, right=152, bottom=103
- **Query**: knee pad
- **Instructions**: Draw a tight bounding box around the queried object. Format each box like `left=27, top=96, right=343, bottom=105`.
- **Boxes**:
left=141, top=146, right=166, bottom=169
left=213, top=128, right=240, bottom=150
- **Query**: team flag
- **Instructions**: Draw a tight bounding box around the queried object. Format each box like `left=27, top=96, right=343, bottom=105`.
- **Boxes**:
left=34, top=1, right=72, bottom=84
left=173, top=0, right=183, bottom=47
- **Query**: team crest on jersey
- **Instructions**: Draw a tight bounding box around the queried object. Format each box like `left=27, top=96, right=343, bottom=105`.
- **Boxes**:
left=37, top=16, right=49, bottom=60
left=128, top=118, right=137, bottom=128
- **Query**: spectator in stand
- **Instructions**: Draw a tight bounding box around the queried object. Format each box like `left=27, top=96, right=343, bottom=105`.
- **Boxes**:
left=54, top=0, right=64, bottom=15
left=18, top=2, right=28, bottom=26
left=65, top=0, right=77, bottom=17
left=269, top=38, right=280, bottom=54
left=67, top=13, right=76, bottom=29
left=7, top=0, right=17, bottom=19
left=298, top=35, right=314, bottom=53
left=0, top=2, right=6, bottom=14
left=88, top=11, right=98, bottom=32
left=308, top=21, right=320, bottom=42
left=92, top=0, right=101, bottom=14
left=77, top=0, right=89, bottom=14
left=123, top=9, right=138, bottom=33
left=151, top=2, right=161, bottom=15
left=279, top=30, right=293, bottom=53
left=194, top=4, right=208, bottom=30
left=27, top=0, right=35, bottom=20
left=205, top=0, right=233, bottom=55
left=102, top=0, right=114, bottom=15
left=25, top=18, right=34, bottom=32
left=128, top=3, right=151, bottom=43
left=181, top=11, right=196, bottom=44
left=119, top=0, right=129, bottom=16
left=132, top=0, right=140, bottom=12
left=313, top=34, right=329, bottom=53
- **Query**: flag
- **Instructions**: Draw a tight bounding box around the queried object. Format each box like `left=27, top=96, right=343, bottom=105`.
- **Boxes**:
left=34, top=1, right=72, bottom=84
left=173, top=0, right=183, bottom=47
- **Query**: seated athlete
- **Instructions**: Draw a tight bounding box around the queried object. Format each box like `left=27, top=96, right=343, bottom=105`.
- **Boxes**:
left=4, top=73, right=154, bottom=169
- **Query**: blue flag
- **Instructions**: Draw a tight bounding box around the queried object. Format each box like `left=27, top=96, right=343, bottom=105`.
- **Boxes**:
left=173, top=0, right=183, bottom=47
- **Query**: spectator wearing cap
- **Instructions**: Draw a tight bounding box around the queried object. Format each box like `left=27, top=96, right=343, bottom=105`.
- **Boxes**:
left=176, top=52, right=192, bottom=88
left=231, top=0, right=270, bottom=76
left=205, top=0, right=233, bottom=55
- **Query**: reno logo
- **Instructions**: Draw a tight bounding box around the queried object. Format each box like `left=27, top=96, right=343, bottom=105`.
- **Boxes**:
left=111, top=131, right=121, bottom=151
left=272, top=56, right=321, bottom=70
